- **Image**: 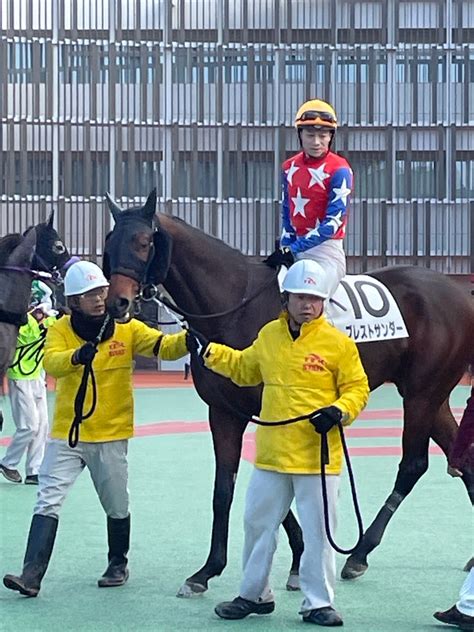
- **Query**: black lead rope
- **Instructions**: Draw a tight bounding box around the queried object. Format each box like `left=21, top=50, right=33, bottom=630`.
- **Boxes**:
left=68, top=315, right=110, bottom=449
left=250, top=414, right=364, bottom=555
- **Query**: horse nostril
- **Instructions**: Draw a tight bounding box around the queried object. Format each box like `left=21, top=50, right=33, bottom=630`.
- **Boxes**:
left=115, top=297, right=131, bottom=314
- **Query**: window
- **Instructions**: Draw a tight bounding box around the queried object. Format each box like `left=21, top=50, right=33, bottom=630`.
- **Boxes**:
left=59, top=154, right=110, bottom=196
left=227, top=154, right=274, bottom=198
left=60, top=44, right=91, bottom=84
left=173, top=50, right=218, bottom=84
left=395, top=155, right=437, bottom=198
left=7, top=43, right=46, bottom=84
left=13, top=154, right=52, bottom=195
left=121, top=154, right=162, bottom=198
left=455, top=158, right=474, bottom=198
left=396, top=53, right=446, bottom=84
left=223, top=54, right=248, bottom=83
left=173, top=153, right=217, bottom=197
left=350, top=153, right=387, bottom=198
left=285, top=53, right=306, bottom=83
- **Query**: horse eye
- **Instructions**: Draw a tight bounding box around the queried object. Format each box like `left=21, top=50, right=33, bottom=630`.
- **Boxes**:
left=53, top=241, right=66, bottom=254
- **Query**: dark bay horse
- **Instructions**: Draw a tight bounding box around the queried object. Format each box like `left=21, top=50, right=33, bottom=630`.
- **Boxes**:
left=0, top=212, right=71, bottom=395
left=103, top=191, right=474, bottom=595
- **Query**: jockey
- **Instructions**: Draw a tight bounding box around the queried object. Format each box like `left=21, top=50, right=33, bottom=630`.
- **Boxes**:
left=264, top=99, right=353, bottom=298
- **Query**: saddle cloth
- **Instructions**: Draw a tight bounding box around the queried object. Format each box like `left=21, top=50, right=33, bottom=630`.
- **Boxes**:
left=325, top=275, right=409, bottom=342
left=278, top=270, right=409, bottom=343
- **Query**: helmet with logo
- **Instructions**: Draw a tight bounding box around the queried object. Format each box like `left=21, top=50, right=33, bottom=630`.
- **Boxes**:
left=294, top=99, right=338, bottom=131
left=64, top=261, right=109, bottom=297
left=281, top=259, right=330, bottom=299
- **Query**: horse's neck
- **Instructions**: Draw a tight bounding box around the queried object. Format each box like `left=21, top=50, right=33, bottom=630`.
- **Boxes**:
left=159, top=214, right=249, bottom=321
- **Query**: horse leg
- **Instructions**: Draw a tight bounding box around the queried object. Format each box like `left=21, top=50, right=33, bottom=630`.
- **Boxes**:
left=177, top=407, right=246, bottom=597
left=430, top=399, right=474, bottom=571
left=281, top=510, right=304, bottom=591
left=341, top=397, right=431, bottom=580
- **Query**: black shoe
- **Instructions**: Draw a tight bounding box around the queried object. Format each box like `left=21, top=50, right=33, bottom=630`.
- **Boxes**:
left=433, top=605, right=474, bottom=630
left=303, top=607, right=344, bottom=626
left=98, top=515, right=130, bottom=588
left=3, top=514, right=58, bottom=597
left=25, top=475, right=39, bottom=485
left=0, top=464, right=22, bottom=483
left=215, top=596, right=275, bottom=620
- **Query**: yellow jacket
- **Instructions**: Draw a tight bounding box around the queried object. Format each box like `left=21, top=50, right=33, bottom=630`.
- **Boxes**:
left=204, top=313, right=369, bottom=474
left=44, top=316, right=187, bottom=442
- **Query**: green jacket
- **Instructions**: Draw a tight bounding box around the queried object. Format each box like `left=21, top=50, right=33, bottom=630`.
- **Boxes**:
left=7, top=313, right=55, bottom=380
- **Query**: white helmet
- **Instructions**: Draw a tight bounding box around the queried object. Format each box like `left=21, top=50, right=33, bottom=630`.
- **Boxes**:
left=64, top=261, right=109, bottom=297
left=281, top=259, right=330, bottom=299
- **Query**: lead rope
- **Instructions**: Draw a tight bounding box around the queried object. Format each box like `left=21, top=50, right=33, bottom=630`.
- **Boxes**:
left=68, top=315, right=111, bottom=448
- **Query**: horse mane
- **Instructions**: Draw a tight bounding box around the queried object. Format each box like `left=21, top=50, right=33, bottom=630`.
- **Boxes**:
left=0, top=233, right=23, bottom=265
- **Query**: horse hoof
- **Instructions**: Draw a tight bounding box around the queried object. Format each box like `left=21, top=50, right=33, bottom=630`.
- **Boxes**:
left=463, top=557, right=474, bottom=572
left=176, top=581, right=207, bottom=598
left=286, top=572, right=300, bottom=591
left=340, top=560, right=368, bottom=580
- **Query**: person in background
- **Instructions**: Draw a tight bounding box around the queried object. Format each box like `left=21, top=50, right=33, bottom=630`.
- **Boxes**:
left=433, top=385, right=474, bottom=631
left=0, top=288, right=56, bottom=485
left=3, top=260, right=189, bottom=597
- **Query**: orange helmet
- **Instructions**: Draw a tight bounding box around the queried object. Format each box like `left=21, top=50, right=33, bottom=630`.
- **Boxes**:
left=294, top=99, right=338, bottom=130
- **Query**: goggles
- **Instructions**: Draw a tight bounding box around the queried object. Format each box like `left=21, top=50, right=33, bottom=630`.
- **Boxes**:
left=296, top=110, right=336, bottom=124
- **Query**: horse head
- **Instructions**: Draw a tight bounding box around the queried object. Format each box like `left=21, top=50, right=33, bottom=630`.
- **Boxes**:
left=103, top=189, right=173, bottom=320
left=26, top=210, right=72, bottom=277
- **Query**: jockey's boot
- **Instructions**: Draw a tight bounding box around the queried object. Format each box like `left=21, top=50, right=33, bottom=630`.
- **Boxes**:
left=98, top=514, right=130, bottom=588
left=3, top=514, right=58, bottom=597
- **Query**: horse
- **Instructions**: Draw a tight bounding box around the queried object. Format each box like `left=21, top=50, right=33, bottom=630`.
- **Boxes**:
left=103, top=190, right=474, bottom=596
left=0, top=212, right=71, bottom=424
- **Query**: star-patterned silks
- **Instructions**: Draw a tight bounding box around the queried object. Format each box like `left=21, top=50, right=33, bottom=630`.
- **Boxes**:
left=308, top=164, right=330, bottom=190
left=292, top=188, right=310, bottom=217
left=285, top=161, right=299, bottom=185
left=332, top=178, right=351, bottom=206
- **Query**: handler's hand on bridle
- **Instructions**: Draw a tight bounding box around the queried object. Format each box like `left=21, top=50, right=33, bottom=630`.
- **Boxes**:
left=72, top=342, right=98, bottom=366
left=186, top=327, right=209, bottom=357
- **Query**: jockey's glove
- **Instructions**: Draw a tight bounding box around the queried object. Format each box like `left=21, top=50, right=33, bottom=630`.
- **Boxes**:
left=310, top=406, right=343, bottom=434
left=186, top=327, right=209, bottom=358
left=72, top=341, right=98, bottom=366
left=263, top=246, right=295, bottom=269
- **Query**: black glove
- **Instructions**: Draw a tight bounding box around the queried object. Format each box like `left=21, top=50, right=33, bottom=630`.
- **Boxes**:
left=186, top=328, right=209, bottom=357
left=72, top=342, right=98, bottom=366
left=310, top=406, right=343, bottom=434
left=263, top=246, right=295, bottom=269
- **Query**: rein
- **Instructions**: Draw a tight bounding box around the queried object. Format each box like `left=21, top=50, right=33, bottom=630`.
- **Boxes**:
left=139, top=273, right=277, bottom=322
left=68, top=314, right=111, bottom=448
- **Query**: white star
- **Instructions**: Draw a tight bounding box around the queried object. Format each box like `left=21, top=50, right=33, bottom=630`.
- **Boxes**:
left=281, top=228, right=294, bottom=240
left=308, top=164, right=330, bottom=190
left=291, top=188, right=310, bottom=217
left=332, top=178, right=351, bottom=207
left=285, top=161, right=299, bottom=185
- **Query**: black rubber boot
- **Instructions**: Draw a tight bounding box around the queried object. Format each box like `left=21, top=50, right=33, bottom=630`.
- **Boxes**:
left=3, top=514, right=58, bottom=597
left=98, top=514, right=130, bottom=588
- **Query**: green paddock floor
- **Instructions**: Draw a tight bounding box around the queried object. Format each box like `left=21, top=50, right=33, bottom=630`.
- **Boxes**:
left=0, top=384, right=472, bottom=632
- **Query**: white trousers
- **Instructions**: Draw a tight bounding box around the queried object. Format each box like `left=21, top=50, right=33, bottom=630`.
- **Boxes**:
left=34, top=438, right=129, bottom=520
left=458, top=569, right=474, bottom=617
left=296, top=240, right=346, bottom=298
left=0, top=377, right=49, bottom=476
left=239, top=468, right=340, bottom=613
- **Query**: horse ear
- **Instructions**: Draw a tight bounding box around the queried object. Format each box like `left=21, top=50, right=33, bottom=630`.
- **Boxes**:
left=47, top=209, right=55, bottom=227
left=105, top=192, right=122, bottom=223
left=150, top=228, right=172, bottom=284
left=143, top=188, right=157, bottom=221
left=8, top=228, right=36, bottom=266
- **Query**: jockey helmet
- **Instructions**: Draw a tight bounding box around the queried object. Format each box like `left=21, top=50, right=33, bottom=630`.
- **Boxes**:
left=282, top=260, right=330, bottom=299
left=64, top=261, right=109, bottom=297
left=294, top=99, right=338, bottom=131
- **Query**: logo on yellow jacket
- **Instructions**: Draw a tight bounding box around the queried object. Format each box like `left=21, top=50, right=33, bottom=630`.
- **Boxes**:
left=108, top=340, right=126, bottom=357
left=303, top=353, right=326, bottom=372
